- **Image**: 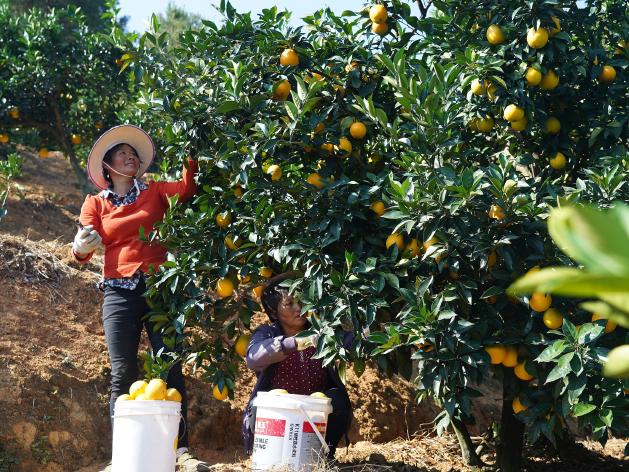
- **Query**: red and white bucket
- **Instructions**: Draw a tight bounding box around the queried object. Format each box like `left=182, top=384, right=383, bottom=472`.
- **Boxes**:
left=251, top=391, right=333, bottom=471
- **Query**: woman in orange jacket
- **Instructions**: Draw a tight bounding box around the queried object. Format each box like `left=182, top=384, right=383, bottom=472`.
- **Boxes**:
left=71, top=125, right=208, bottom=472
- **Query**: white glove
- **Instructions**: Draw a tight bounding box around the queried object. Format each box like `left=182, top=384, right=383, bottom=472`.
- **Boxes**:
left=295, top=334, right=319, bottom=351
left=72, top=225, right=101, bottom=256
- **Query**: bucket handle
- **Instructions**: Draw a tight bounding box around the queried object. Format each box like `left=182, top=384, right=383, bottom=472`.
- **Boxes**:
left=298, top=406, right=330, bottom=456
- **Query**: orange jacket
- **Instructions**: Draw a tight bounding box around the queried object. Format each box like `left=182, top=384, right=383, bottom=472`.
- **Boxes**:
left=74, top=159, right=197, bottom=278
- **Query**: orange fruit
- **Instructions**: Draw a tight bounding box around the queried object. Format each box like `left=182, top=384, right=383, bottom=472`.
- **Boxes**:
left=549, top=16, right=561, bottom=36
left=503, top=104, right=525, bottom=122
left=512, top=396, right=527, bottom=414
left=370, top=201, right=386, bottom=216
left=233, top=186, right=243, bottom=198
left=545, top=117, right=561, bottom=134
left=539, top=69, right=559, bottom=90
left=252, top=285, right=265, bottom=298
left=386, top=233, right=405, bottom=250
left=38, top=148, right=49, bottom=158
left=476, top=117, right=494, bottom=133
left=543, top=308, right=563, bottom=329
left=502, top=346, right=518, bottom=367
left=279, top=48, right=299, bottom=67
left=422, top=236, right=438, bottom=253
left=525, top=67, right=542, bottom=86
left=371, top=22, right=388, bottom=36
left=486, top=25, right=505, bottom=45
left=527, top=26, right=549, bottom=49
left=510, top=118, right=528, bottom=132
left=350, top=121, right=367, bottom=139
left=273, top=80, right=291, bottom=100
left=71, top=134, right=81, bottom=145
left=224, top=234, right=242, bottom=250
left=530, top=292, right=552, bottom=312
left=259, top=267, right=273, bottom=278
left=216, top=212, right=232, bottom=228
left=116, top=394, right=132, bottom=402
left=95, top=121, right=103, bottom=130
left=8, top=107, right=19, bottom=119
left=485, top=345, right=507, bottom=365
left=235, top=334, right=251, bottom=357
left=310, top=392, right=328, bottom=398
left=470, top=79, right=487, bottom=96
left=0, top=134, right=8, bottom=144
left=488, top=205, right=505, bottom=220
left=267, top=164, right=282, bottom=181
left=591, top=313, right=617, bottom=333
left=320, top=142, right=334, bottom=154
left=145, top=379, right=167, bottom=400
left=369, top=4, right=388, bottom=24
left=598, top=65, right=616, bottom=83
left=514, top=362, right=534, bottom=381
left=165, top=388, right=182, bottom=402
left=405, top=239, right=420, bottom=257
left=487, top=250, right=498, bottom=268
left=335, top=137, right=352, bottom=156
left=550, top=152, right=566, bottom=170
left=213, top=384, right=229, bottom=401
left=306, top=173, right=324, bottom=190
left=129, top=380, right=148, bottom=399
left=216, top=278, right=234, bottom=299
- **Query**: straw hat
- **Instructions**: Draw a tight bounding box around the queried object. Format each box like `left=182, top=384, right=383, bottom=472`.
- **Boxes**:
left=87, top=124, right=155, bottom=190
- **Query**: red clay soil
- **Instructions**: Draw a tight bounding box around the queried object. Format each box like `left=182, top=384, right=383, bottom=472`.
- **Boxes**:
left=0, top=151, right=625, bottom=472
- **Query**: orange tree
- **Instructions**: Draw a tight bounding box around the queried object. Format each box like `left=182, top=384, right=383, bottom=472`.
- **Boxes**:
left=113, top=0, right=628, bottom=469
left=0, top=1, right=131, bottom=192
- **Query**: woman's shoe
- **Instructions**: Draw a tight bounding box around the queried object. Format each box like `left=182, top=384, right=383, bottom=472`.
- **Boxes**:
left=176, top=451, right=210, bottom=471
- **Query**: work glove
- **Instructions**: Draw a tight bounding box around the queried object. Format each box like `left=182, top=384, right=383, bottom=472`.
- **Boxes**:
left=72, top=225, right=101, bottom=256
left=295, top=334, right=319, bottom=351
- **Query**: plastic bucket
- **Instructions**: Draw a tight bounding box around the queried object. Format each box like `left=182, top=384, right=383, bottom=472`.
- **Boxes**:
left=112, top=400, right=181, bottom=472
left=251, top=391, right=333, bottom=471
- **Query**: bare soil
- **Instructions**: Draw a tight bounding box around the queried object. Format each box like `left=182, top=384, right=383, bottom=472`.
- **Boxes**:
left=0, top=151, right=625, bottom=471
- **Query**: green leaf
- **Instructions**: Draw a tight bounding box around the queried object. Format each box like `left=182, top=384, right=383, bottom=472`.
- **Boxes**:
left=580, top=301, right=629, bottom=328
left=216, top=100, right=240, bottom=113
left=547, top=205, right=629, bottom=276
left=571, top=403, right=596, bottom=417
left=509, top=268, right=629, bottom=297
left=536, top=340, right=567, bottom=362
left=545, top=352, right=575, bottom=384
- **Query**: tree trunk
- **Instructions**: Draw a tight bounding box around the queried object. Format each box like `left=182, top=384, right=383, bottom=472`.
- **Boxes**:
left=496, top=373, right=525, bottom=471
left=64, top=144, right=93, bottom=195
left=450, top=416, right=484, bottom=468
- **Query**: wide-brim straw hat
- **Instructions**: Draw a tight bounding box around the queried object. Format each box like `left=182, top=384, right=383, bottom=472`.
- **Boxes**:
left=87, top=124, right=155, bottom=190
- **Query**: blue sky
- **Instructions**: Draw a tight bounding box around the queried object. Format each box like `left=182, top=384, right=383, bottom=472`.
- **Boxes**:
left=118, top=0, right=366, bottom=32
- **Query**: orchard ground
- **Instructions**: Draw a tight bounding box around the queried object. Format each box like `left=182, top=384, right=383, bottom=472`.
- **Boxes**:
left=0, top=149, right=626, bottom=471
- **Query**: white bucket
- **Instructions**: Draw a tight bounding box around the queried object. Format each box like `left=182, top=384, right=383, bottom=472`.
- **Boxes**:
left=112, top=400, right=181, bottom=472
left=251, top=391, right=333, bottom=471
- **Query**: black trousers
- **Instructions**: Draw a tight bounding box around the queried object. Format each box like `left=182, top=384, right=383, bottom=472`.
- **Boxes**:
left=324, top=387, right=352, bottom=456
left=102, top=279, right=189, bottom=447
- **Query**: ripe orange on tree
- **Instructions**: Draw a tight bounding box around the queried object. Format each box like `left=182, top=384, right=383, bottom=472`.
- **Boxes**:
left=539, top=69, right=559, bottom=90
left=216, top=278, right=234, bottom=299
left=512, top=397, right=527, bottom=414
left=306, top=172, right=324, bottom=190
left=213, top=384, right=229, bottom=401
left=71, top=134, right=81, bottom=145
left=273, top=80, right=291, bottom=100
left=525, top=67, right=542, bottom=86
left=0, top=134, right=8, bottom=144
left=529, top=292, right=552, bottom=312
left=598, top=65, right=616, bottom=83
left=545, top=117, right=561, bottom=134
left=486, top=24, right=505, bottom=45
left=216, top=211, right=232, bottom=228
left=549, top=152, right=566, bottom=170
left=371, top=22, right=388, bottom=36
left=543, top=308, right=563, bottom=329
left=488, top=205, right=505, bottom=220
left=502, top=346, right=518, bottom=367
left=526, top=26, right=549, bottom=49
left=8, top=107, right=19, bottom=119
left=514, top=362, right=534, bottom=381
left=279, top=48, right=299, bottom=66
left=370, top=201, right=386, bottom=216
left=350, top=121, right=367, bottom=139
left=235, top=334, right=251, bottom=357
left=369, top=4, right=388, bottom=24
left=591, top=313, right=617, bottom=333
left=386, top=233, right=405, bottom=250
left=267, top=164, right=282, bottom=181
left=485, top=345, right=507, bottom=365
left=335, top=137, right=352, bottom=156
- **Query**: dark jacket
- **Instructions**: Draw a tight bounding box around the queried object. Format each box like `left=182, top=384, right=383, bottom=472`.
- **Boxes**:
left=241, top=321, right=352, bottom=454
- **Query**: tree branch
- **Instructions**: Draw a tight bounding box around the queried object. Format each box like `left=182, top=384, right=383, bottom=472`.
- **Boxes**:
left=417, top=0, right=433, bottom=19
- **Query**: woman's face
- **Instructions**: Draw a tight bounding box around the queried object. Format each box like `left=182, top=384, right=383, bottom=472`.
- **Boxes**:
left=276, top=292, right=306, bottom=332
left=108, top=144, right=140, bottom=176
